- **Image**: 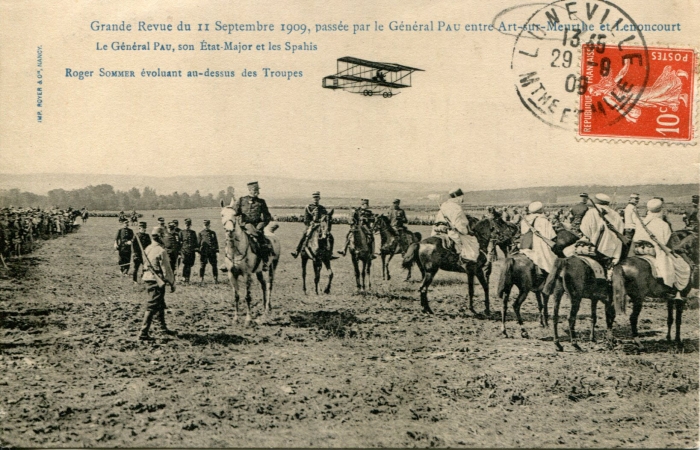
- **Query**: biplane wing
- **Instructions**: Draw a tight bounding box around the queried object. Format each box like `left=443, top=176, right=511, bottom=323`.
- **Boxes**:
left=322, top=56, right=424, bottom=98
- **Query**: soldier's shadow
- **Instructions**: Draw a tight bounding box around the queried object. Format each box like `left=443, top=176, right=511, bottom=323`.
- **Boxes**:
left=177, top=332, right=250, bottom=346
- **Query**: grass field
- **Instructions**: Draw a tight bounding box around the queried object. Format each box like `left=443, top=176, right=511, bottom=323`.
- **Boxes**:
left=0, top=209, right=698, bottom=447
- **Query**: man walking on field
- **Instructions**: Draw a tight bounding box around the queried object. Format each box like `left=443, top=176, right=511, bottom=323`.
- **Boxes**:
left=139, top=226, right=176, bottom=340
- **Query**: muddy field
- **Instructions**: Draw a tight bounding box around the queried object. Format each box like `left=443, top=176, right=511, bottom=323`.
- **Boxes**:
left=1, top=212, right=698, bottom=448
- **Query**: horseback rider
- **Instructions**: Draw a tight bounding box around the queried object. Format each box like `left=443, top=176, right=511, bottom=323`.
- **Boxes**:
left=291, top=191, right=330, bottom=258
left=338, top=198, right=376, bottom=258
left=432, top=188, right=479, bottom=263
left=569, top=193, right=590, bottom=236
left=683, top=195, right=698, bottom=232
left=578, top=193, right=624, bottom=275
left=519, top=201, right=557, bottom=279
left=234, top=181, right=274, bottom=270
left=623, top=193, right=640, bottom=241
left=633, top=198, right=691, bottom=294
left=387, top=199, right=408, bottom=248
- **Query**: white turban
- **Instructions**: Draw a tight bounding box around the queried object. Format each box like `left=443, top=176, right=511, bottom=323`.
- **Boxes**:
left=528, top=201, right=543, bottom=213
left=646, top=198, right=663, bottom=213
left=594, top=193, right=611, bottom=205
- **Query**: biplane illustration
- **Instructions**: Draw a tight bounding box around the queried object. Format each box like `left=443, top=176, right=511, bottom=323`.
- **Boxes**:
left=322, top=57, right=424, bottom=98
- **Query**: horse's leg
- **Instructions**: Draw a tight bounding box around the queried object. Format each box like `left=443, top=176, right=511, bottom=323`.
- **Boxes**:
left=568, top=294, right=583, bottom=351
left=419, top=270, right=436, bottom=314
left=244, top=275, right=253, bottom=326
left=231, top=272, right=240, bottom=324
left=513, top=289, right=530, bottom=338
left=313, top=259, right=321, bottom=295
left=541, top=293, right=550, bottom=328
left=475, top=268, right=490, bottom=316
left=366, top=258, right=372, bottom=290
left=589, top=298, right=598, bottom=343
left=467, top=271, right=476, bottom=314
left=385, top=253, right=393, bottom=281
left=302, top=256, right=308, bottom=295
left=674, top=297, right=684, bottom=349
left=666, top=298, right=674, bottom=342
left=268, top=260, right=276, bottom=307
left=323, top=258, right=333, bottom=294
left=604, top=299, right=616, bottom=347
left=381, top=253, right=387, bottom=280
left=256, top=271, right=269, bottom=318
left=552, top=286, right=564, bottom=352
left=501, top=288, right=512, bottom=337
left=352, top=254, right=361, bottom=292
left=629, top=297, right=644, bottom=350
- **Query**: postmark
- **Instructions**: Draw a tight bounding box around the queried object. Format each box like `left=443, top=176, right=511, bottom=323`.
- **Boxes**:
left=579, top=46, right=695, bottom=141
left=510, top=0, right=648, bottom=130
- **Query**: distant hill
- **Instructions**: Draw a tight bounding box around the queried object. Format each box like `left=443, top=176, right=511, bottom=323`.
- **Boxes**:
left=0, top=173, right=697, bottom=206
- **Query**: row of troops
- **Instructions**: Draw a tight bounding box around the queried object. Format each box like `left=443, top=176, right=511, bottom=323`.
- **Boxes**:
left=1, top=206, right=81, bottom=259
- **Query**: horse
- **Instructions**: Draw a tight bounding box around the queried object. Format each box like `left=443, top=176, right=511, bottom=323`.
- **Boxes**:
left=498, top=229, right=579, bottom=338
left=220, top=199, right=281, bottom=325
left=300, top=210, right=335, bottom=295
left=612, top=230, right=699, bottom=350
left=342, top=223, right=374, bottom=292
left=402, top=216, right=493, bottom=315
left=372, top=214, right=421, bottom=281
left=81, top=210, right=89, bottom=224
left=488, top=217, right=520, bottom=259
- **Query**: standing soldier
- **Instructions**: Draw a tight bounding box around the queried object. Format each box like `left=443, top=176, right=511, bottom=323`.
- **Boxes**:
left=623, top=193, right=640, bottom=241
left=114, top=218, right=134, bottom=276
left=339, top=198, right=377, bottom=258
left=683, top=194, right=698, bottom=232
left=234, top=181, right=273, bottom=269
left=569, top=193, right=590, bottom=236
left=291, top=191, right=328, bottom=258
left=198, top=219, right=219, bottom=284
left=172, top=219, right=183, bottom=271
left=162, top=222, right=181, bottom=273
left=131, top=221, right=151, bottom=283
left=139, top=226, right=176, bottom=340
left=388, top=198, right=408, bottom=248
left=179, top=218, right=198, bottom=284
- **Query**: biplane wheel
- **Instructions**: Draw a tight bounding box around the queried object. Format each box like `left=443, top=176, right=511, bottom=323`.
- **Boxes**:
left=363, top=90, right=369, bottom=96
left=383, top=92, right=392, bottom=98
left=367, top=90, right=373, bottom=96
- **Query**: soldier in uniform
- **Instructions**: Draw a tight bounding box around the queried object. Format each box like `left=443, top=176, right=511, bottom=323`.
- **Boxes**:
left=388, top=198, right=408, bottom=248
left=139, top=226, right=176, bottom=340
left=131, top=221, right=152, bottom=283
left=291, top=191, right=328, bottom=258
left=623, top=193, right=640, bottom=241
left=171, top=219, right=182, bottom=271
left=579, top=193, right=624, bottom=276
left=339, top=198, right=376, bottom=258
left=114, top=218, right=134, bottom=276
left=234, top=181, right=273, bottom=269
left=179, top=218, right=198, bottom=284
left=683, top=194, right=698, bottom=232
left=198, top=219, right=219, bottom=284
left=157, top=217, right=166, bottom=228
left=162, top=222, right=181, bottom=273
left=569, top=193, right=590, bottom=236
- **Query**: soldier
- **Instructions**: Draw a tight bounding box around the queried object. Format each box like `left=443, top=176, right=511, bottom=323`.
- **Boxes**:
left=157, top=217, right=166, bottom=228
left=171, top=219, right=183, bottom=271
left=291, top=191, right=328, bottom=258
left=139, top=226, right=176, bottom=340
left=432, top=188, right=480, bottom=263
left=683, top=194, right=698, bottom=232
left=623, top=193, right=640, bottom=241
left=579, top=193, right=624, bottom=274
left=519, top=201, right=557, bottom=278
left=114, top=218, right=134, bottom=276
left=234, top=181, right=273, bottom=269
left=198, top=219, right=219, bottom=284
left=339, top=198, right=377, bottom=258
left=131, top=221, right=152, bottom=283
left=388, top=198, right=408, bottom=248
left=570, top=193, right=590, bottom=236
left=162, top=222, right=181, bottom=273
left=179, top=218, right=198, bottom=284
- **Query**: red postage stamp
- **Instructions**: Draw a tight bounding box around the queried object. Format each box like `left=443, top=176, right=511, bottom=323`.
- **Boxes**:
left=579, top=46, right=695, bottom=141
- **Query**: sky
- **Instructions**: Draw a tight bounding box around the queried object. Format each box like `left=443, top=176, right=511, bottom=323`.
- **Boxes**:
left=1, top=0, right=698, bottom=191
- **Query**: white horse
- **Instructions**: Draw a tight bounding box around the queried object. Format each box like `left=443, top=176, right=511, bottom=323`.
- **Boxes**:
left=220, top=199, right=281, bottom=325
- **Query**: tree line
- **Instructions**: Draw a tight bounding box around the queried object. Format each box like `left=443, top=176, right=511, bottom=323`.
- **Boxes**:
left=0, top=185, right=237, bottom=210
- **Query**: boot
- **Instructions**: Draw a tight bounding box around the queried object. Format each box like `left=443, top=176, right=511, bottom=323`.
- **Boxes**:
left=158, top=310, right=176, bottom=336
left=139, top=311, right=155, bottom=340
left=199, top=276, right=204, bottom=286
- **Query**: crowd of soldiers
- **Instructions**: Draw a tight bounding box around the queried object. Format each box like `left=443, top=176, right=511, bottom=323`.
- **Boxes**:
left=0, top=206, right=82, bottom=262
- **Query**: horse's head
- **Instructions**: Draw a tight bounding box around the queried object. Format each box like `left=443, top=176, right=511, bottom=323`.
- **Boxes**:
left=469, top=215, right=493, bottom=250
left=318, top=209, right=334, bottom=238
left=220, top=198, right=237, bottom=232
left=372, top=214, right=388, bottom=232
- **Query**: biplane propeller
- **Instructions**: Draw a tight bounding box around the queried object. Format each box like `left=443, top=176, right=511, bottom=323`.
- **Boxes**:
left=322, top=56, right=424, bottom=98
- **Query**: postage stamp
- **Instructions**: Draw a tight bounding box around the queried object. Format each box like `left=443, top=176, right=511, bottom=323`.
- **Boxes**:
left=579, top=46, right=696, bottom=141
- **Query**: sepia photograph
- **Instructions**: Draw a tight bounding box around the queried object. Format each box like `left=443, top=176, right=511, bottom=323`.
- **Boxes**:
left=1, top=0, right=698, bottom=447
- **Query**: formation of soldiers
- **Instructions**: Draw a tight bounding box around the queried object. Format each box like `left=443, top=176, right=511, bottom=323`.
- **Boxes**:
left=0, top=206, right=82, bottom=262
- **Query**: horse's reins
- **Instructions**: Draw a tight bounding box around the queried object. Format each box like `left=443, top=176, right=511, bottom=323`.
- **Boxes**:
left=223, top=218, right=249, bottom=263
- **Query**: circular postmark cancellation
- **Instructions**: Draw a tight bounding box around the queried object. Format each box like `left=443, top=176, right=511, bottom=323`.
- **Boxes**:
left=510, top=0, right=649, bottom=131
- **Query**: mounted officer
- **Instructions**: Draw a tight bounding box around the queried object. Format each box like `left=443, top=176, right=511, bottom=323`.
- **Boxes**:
left=388, top=199, right=408, bottom=246
left=234, top=181, right=274, bottom=270
left=578, top=193, right=625, bottom=277
left=339, top=198, right=376, bottom=258
left=432, top=188, right=479, bottom=263
left=569, top=193, right=590, bottom=236
left=179, top=218, right=198, bottom=284
left=519, top=201, right=557, bottom=279
left=131, top=221, right=151, bottom=283
left=291, top=191, right=331, bottom=258
left=114, top=218, right=134, bottom=276
left=623, top=193, right=640, bottom=241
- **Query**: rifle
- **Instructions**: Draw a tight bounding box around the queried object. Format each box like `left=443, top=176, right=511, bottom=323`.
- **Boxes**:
left=585, top=196, right=629, bottom=246
left=633, top=210, right=676, bottom=258
left=134, top=233, right=166, bottom=288
left=520, top=216, right=556, bottom=248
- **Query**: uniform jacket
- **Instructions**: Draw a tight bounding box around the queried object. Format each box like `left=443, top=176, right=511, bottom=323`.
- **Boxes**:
left=351, top=208, right=375, bottom=228
left=179, top=228, right=198, bottom=253
left=633, top=212, right=690, bottom=290
left=304, top=203, right=328, bottom=227
left=131, top=232, right=152, bottom=259
left=580, top=206, right=624, bottom=261
left=623, top=203, right=639, bottom=230
left=388, top=208, right=407, bottom=229
left=198, top=229, right=219, bottom=253
left=162, top=230, right=181, bottom=253
left=115, top=227, right=134, bottom=249
left=141, top=241, right=175, bottom=286
left=235, top=196, right=272, bottom=228
left=520, top=213, right=557, bottom=272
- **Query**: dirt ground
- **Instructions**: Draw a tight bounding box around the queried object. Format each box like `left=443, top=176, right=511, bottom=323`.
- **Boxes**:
left=1, top=213, right=698, bottom=448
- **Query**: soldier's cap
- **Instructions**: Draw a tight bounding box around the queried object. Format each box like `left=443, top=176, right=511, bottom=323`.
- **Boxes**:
left=449, top=188, right=464, bottom=198
left=139, top=221, right=147, bottom=227
left=593, top=193, right=611, bottom=205
left=693, top=195, right=699, bottom=203
left=312, top=191, right=321, bottom=198
left=647, top=198, right=663, bottom=213
left=150, top=226, right=164, bottom=236
left=172, top=219, right=179, bottom=225
left=528, top=201, right=543, bottom=214
left=157, top=217, right=165, bottom=223
left=393, top=199, right=401, bottom=204
left=167, top=221, right=176, bottom=227
left=630, top=193, right=640, bottom=199
left=184, top=218, right=192, bottom=224
left=120, top=218, right=128, bottom=223
left=361, top=198, right=369, bottom=204
left=203, top=219, right=211, bottom=225
left=247, top=181, right=259, bottom=188
left=653, top=196, right=665, bottom=201
left=579, top=193, right=589, bottom=197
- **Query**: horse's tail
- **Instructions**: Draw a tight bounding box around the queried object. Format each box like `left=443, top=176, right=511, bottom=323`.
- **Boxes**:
left=542, top=257, right=566, bottom=296
left=612, top=264, right=627, bottom=316
left=497, top=256, right=515, bottom=298
left=403, top=242, right=419, bottom=270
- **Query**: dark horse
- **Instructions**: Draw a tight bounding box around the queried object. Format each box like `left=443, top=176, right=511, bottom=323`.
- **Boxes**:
left=373, top=214, right=422, bottom=281
left=341, top=222, right=374, bottom=292
left=489, top=217, right=520, bottom=259
left=498, top=229, right=579, bottom=338
left=612, top=230, right=699, bottom=350
left=300, top=210, right=335, bottom=295
left=402, top=216, right=492, bottom=315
